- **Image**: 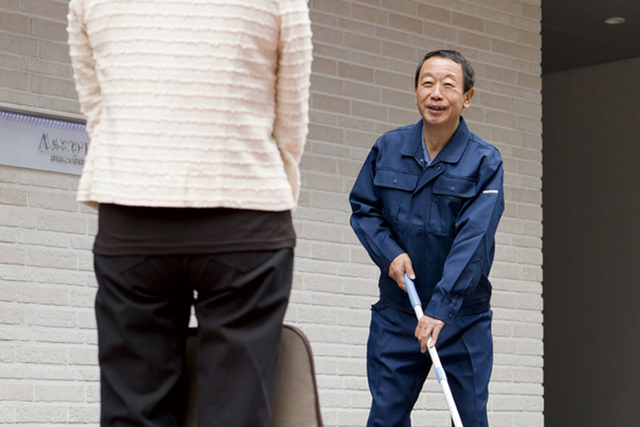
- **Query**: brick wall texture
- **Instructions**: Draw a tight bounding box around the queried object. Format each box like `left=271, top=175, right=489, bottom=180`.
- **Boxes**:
left=0, top=0, right=543, bottom=426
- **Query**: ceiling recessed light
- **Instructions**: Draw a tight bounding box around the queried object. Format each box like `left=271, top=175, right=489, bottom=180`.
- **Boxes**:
left=604, top=17, right=626, bottom=25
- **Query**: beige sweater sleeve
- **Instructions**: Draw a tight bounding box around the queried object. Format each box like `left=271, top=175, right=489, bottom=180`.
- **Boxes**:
left=67, top=0, right=103, bottom=136
left=274, top=0, right=313, bottom=205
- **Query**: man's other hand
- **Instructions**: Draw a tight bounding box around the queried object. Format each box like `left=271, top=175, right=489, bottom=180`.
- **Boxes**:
left=415, top=315, right=445, bottom=352
left=389, top=253, right=415, bottom=292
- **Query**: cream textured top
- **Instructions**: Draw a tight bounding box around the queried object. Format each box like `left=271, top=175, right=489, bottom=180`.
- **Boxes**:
left=67, top=0, right=312, bottom=211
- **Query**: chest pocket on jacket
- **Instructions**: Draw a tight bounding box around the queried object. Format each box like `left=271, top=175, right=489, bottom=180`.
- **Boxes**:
left=430, top=175, right=477, bottom=236
left=374, top=169, right=419, bottom=231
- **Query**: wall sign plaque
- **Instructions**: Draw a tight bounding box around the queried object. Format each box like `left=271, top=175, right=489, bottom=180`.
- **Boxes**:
left=0, top=107, right=89, bottom=176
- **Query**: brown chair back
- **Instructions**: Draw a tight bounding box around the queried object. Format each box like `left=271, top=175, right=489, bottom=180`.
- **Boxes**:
left=179, top=325, right=323, bottom=427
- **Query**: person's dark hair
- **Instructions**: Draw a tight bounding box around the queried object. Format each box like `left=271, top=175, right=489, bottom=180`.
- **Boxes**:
left=414, top=50, right=475, bottom=93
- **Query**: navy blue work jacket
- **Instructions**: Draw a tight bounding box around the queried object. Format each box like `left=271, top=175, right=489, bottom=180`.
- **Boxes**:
left=349, top=118, right=504, bottom=323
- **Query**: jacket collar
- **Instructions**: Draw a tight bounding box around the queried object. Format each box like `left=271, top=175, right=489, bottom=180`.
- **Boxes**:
left=401, top=117, right=471, bottom=164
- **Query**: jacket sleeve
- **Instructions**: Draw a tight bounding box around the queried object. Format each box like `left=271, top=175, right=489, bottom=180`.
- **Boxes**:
left=67, top=0, right=102, bottom=136
left=349, top=144, right=406, bottom=274
left=273, top=0, right=313, bottom=205
left=425, top=156, right=505, bottom=322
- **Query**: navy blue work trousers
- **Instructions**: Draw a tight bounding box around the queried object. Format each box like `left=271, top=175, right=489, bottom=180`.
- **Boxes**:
left=367, top=301, right=493, bottom=427
left=93, top=249, right=293, bottom=427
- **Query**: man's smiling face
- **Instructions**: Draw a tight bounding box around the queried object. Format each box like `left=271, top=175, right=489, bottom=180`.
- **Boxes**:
left=415, top=56, right=474, bottom=130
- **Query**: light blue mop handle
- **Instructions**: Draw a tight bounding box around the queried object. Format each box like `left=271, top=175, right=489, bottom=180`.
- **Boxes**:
left=404, top=273, right=425, bottom=318
left=403, top=273, right=464, bottom=427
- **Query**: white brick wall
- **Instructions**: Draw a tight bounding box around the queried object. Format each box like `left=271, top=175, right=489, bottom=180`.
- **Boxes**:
left=0, top=0, right=542, bottom=426
left=0, top=168, right=100, bottom=425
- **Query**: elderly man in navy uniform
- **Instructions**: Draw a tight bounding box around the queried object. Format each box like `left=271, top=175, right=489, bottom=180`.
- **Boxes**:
left=349, top=50, right=504, bottom=427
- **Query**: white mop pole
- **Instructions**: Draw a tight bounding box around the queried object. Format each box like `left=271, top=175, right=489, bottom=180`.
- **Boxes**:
left=404, top=273, right=464, bottom=427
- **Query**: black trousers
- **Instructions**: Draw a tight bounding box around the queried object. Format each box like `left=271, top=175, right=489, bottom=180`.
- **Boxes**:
left=93, top=249, right=294, bottom=427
